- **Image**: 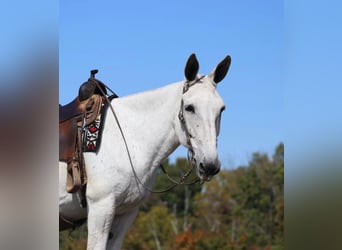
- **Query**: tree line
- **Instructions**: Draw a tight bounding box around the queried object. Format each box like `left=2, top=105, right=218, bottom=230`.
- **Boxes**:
left=60, top=143, right=284, bottom=250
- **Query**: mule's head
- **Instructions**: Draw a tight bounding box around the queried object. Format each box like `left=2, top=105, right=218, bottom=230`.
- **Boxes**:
left=176, top=54, right=231, bottom=182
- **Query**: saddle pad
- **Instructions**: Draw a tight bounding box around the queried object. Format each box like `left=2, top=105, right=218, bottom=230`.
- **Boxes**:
left=82, top=95, right=117, bottom=152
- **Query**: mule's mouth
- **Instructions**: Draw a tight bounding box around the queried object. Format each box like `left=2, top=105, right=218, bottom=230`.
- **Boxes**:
left=198, top=162, right=220, bottom=182
left=199, top=174, right=213, bottom=182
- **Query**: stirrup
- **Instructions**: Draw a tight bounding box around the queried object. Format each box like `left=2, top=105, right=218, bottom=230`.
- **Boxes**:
left=66, top=159, right=82, bottom=193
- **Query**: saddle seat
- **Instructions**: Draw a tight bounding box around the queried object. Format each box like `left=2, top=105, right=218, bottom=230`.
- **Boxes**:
left=59, top=95, right=102, bottom=124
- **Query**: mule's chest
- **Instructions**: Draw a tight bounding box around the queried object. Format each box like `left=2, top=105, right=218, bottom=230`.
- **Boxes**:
left=115, top=186, right=150, bottom=214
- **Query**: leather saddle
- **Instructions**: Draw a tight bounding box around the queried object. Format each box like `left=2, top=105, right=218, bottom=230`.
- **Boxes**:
left=59, top=70, right=108, bottom=193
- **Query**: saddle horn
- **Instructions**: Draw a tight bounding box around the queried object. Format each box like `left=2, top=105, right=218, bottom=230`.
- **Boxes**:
left=90, top=69, right=99, bottom=78
left=79, top=69, right=105, bottom=101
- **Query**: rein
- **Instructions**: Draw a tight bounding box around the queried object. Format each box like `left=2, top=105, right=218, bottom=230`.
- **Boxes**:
left=91, top=78, right=201, bottom=193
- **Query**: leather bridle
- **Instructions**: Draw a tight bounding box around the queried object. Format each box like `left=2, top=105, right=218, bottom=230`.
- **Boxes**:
left=177, top=75, right=206, bottom=172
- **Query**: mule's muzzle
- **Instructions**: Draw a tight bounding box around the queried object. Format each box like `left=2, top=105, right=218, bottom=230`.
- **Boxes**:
left=199, top=162, right=220, bottom=181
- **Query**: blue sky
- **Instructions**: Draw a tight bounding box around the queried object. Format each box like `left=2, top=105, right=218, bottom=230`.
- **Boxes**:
left=60, top=1, right=283, bottom=168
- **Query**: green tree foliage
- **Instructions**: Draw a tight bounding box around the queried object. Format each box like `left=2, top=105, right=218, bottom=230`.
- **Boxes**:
left=60, top=143, right=284, bottom=250
left=229, top=143, right=284, bottom=249
left=123, top=205, right=174, bottom=250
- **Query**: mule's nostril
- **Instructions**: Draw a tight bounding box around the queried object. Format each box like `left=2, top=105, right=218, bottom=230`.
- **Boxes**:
left=207, top=165, right=220, bottom=175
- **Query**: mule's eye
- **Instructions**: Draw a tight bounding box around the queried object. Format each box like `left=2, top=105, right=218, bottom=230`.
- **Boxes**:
left=185, top=105, right=195, bottom=113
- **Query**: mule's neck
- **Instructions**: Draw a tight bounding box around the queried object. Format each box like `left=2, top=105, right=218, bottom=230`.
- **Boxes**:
left=109, top=81, right=184, bottom=169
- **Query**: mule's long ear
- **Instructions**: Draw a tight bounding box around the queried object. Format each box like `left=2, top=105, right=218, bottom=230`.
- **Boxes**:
left=184, top=53, right=199, bottom=82
left=209, top=55, right=231, bottom=84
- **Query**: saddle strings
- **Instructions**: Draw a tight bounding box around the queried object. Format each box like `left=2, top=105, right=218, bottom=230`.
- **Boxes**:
left=90, top=79, right=200, bottom=193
